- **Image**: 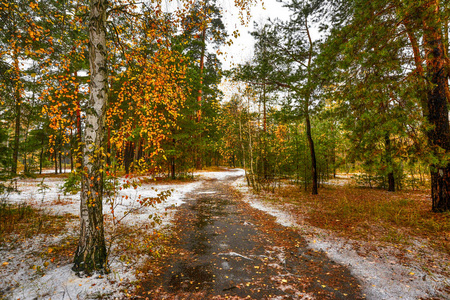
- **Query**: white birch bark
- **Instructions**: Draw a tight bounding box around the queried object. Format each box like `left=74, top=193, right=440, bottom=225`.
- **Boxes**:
left=73, top=0, right=108, bottom=275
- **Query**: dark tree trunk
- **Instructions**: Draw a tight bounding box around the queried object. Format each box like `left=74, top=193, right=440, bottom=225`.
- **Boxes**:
left=124, top=142, right=132, bottom=174
left=171, top=138, right=176, bottom=180
left=306, top=115, right=318, bottom=195
left=388, top=173, right=395, bottom=192
left=385, top=134, right=395, bottom=192
left=39, top=148, right=43, bottom=175
left=12, top=61, right=20, bottom=175
left=197, top=26, right=206, bottom=122
left=423, top=4, right=450, bottom=212
left=54, top=150, right=58, bottom=174
left=304, top=17, right=317, bottom=195
left=106, top=125, right=111, bottom=166
left=10, top=43, right=23, bottom=176
left=171, top=158, right=176, bottom=180
left=59, top=151, right=62, bottom=174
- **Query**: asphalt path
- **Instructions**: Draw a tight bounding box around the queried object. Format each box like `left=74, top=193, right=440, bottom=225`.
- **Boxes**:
left=138, top=172, right=365, bottom=299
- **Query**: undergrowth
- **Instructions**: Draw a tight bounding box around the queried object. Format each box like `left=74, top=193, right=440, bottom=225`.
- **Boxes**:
left=0, top=201, right=77, bottom=245
left=273, top=185, right=450, bottom=254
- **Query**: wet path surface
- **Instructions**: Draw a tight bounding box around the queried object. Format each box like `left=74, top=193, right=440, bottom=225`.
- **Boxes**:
left=139, top=174, right=365, bottom=299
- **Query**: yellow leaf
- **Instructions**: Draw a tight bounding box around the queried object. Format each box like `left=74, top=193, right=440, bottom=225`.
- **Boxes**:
left=2, top=262, right=8, bottom=266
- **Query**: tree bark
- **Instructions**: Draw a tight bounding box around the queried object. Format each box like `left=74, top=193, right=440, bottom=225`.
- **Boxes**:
left=12, top=50, right=21, bottom=176
left=423, top=6, right=450, bottom=212
left=305, top=16, right=318, bottom=195
left=73, top=0, right=108, bottom=275
left=75, top=71, right=83, bottom=170
left=385, top=134, right=395, bottom=192
left=305, top=115, right=318, bottom=194
left=197, top=27, right=206, bottom=123
left=54, top=149, right=58, bottom=174
left=124, top=141, right=132, bottom=174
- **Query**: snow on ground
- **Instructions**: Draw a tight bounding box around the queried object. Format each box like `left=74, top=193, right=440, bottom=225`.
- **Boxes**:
left=195, top=168, right=245, bottom=180
left=4, top=175, right=202, bottom=227
left=0, top=168, right=245, bottom=300
left=1, top=172, right=204, bottom=300
left=2, top=168, right=447, bottom=299
left=232, top=175, right=450, bottom=300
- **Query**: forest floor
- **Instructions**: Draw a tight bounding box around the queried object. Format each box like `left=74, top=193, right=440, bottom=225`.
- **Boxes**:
left=0, top=168, right=449, bottom=299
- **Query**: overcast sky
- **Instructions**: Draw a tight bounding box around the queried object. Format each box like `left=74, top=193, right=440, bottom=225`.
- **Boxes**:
left=219, top=0, right=292, bottom=70
left=215, top=0, right=292, bottom=101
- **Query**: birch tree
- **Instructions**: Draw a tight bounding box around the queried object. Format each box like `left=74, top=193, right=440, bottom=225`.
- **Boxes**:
left=72, top=0, right=108, bottom=274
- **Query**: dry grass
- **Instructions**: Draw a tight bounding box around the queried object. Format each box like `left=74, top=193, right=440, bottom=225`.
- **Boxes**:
left=0, top=202, right=77, bottom=244
left=141, top=176, right=196, bottom=185
left=200, top=166, right=228, bottom=172
left=272, top=185, right=450, bottom=254
left=34, top=172, right=70, bottom=179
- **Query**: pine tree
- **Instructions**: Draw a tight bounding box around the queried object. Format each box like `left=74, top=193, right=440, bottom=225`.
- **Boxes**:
left=319, top=0, right=450, bottom=211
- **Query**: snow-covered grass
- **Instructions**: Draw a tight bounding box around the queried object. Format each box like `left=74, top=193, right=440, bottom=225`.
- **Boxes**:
left=0, top=171, right=204, bottom=300
left=0, top=168, right=246, bottom=300
left=2, top=168, right=447, bottom=299
left=232, top=176, right=450, bottom=300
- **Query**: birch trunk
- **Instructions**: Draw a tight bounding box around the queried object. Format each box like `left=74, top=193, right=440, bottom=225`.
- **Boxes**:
left=73, top=0, right=108, bottom=274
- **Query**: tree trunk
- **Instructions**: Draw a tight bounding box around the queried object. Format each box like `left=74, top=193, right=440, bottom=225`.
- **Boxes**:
left=197, top=27, right=206, bottom=123
left=39, top=149, right=43, bottom=175
left=73, top=0, right=108, bottom=275
left=305, top=17, right=318, bottom=195
left=54, top=149, right=58, bottom=174
left=171, top=138, right=176, bottom=179
left=59, top=151, right=62, bottom=174
left=171, top=157, right=176, bottom=180
left=106, top=125, right=111, bottom=166
left=12, top=52, right=21, bottom=176
left=124, top=142, right=131, bottom=174
left=305, top=115, right=318, bottom=195
left=75, top=71, right=83, bottom=170
left=423, top=2, right=450, bottom=212
left=385, top=134, right=395, bottom=192
left=194, top=27, right=206, bottom=171
left=238, top=113, right=246, bottom=169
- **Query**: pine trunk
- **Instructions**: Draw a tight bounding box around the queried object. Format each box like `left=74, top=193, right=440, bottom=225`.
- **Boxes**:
left=423, top=2, right=450, bottom=212
left=306, top=115, right=318, bottom=195
left=73, top=0, right=108, bottom=275
left=305, top=17, right=318, bottom=195
left=12, top=52, right=20, bottom=176
left=385, top=134, right=395, bottom=192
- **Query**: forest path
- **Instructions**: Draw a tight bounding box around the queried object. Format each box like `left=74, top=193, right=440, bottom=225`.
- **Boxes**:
left=137, top=170, right=365, bottom=299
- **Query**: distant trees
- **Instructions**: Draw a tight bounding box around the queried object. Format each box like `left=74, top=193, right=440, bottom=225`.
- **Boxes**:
left=232, top=1, right=324, bottom=194
left=0, top=0, right=448, bottom=279
left=318, top=0, right=450, bottom=211
left=224, top=0, right=449, bottom=212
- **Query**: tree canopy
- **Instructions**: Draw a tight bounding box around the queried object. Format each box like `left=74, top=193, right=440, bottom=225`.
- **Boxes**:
left=0, top=0, right=449, bottom=275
